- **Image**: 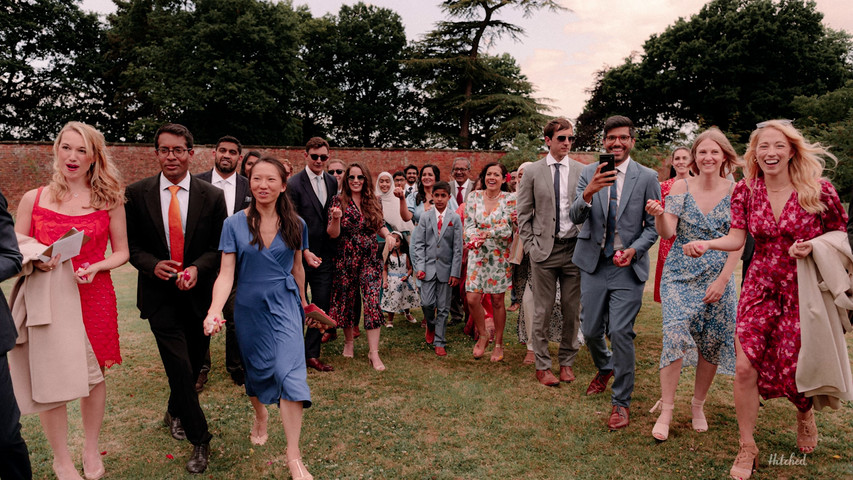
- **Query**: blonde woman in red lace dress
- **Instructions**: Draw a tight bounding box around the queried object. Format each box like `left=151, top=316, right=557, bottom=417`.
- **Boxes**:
left=15, top=121, right=127, bottom=480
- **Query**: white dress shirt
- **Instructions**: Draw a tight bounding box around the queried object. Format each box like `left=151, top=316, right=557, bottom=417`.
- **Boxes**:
left=211, top=169, right=236, bottom=216
left=611, top=157, right=631, bottom=250
left=305, top=166, right=327, bottom=205
left=159, top=173, right=191, bottom=248
left=545, top=153, right=577, bottom=238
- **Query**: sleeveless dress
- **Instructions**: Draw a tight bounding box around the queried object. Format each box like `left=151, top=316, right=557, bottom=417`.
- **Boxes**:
left=654, top=177, right=677, bottom=303
left=219, top=211, right=311, bottom=407
left=380, top=252, right=419, bottom=313
left=659, top=181, right=736, bottom=375
left=30, top=187, right=120, bottom=368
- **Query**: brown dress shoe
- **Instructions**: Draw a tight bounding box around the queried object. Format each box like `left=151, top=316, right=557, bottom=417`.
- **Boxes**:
left=607, top=405, right=630, bottom=430
left=185, top=442, right=210, bottom=474
left=585, top=370, right=614, bottom=395
left=306, top=358, right=334, bottom=372
left=194, top=370, right=208, bottom=393
left=164, top=412, right=186, bottom=441
left=559, top=366, right=576, bottom=383
left=536, top=369, right=560, bottom=387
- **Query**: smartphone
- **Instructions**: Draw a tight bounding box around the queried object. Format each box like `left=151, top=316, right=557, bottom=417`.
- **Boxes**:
left=599, top=153, right=615, bottom=174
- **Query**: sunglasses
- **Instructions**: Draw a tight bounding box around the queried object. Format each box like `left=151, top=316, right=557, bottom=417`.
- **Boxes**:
left=756, top=119, right=793, bottom=128
left=348, top=174, right=366, bottom=181
left=309, top=154, right=330, bottom=161
left=328, top=169, right=344, bottom=175
left=554, top=135, right=576, bottom=142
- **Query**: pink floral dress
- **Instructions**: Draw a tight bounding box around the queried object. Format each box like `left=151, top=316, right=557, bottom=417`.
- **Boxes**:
left=464, top=190, right=516, bottom=294
left=731, top=179, right=847, bottom=410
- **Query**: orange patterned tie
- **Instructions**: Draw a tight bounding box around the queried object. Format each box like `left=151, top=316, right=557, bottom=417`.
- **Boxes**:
left=167, top=185, right=184, bottom=266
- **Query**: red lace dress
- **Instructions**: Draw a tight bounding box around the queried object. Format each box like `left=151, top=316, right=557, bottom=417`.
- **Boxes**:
left=654, top=177, right=677, bottom=303
left=30, top=187, right=121, bottom=368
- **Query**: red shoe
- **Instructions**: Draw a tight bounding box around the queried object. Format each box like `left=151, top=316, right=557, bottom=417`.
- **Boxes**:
left=435, top=346, right=447, bottom=357
left=321, top=331, right=338, bottom=344
left=425, top=329, right=435, bottom=345
left=536, top=369, right=560, bottom=387
left=559, top=366, right=576, bottom=383
left=607, top=405, right=630, bottom=430
left=586, top=370, right=614, bottom=395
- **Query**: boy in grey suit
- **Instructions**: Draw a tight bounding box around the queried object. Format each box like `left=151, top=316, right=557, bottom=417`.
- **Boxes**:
left=410, top=182, right=463, bottom=357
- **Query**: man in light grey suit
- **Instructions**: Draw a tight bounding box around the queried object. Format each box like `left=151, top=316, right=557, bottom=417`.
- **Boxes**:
left=570, top=115, right=660, bottom=430
left=410, top=182, right=463, bottom=357
left=517, top=117, right=584, bottom=387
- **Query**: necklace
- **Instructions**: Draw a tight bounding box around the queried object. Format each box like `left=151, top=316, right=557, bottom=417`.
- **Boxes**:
left=484, top=190, right=500, bottom=200
left=767, top=184, right=792, bottom=193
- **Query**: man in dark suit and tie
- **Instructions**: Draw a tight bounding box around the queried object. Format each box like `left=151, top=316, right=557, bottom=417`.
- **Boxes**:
left=403, top=164, right=419, bottom=200
left=517, top=117, right=584, bottom=387
left=287, top=137, right=337, bottom=372
left=194, top=135, right=252, bottom=390
left=125, top=123, right=227, bottom=473
left=570, top=115, right=660, bottom=431
left=0, top=189, right=30, bottom=479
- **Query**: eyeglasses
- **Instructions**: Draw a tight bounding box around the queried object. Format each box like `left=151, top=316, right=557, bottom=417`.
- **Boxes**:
left=328, top=169, right=344, bottom=175
left=605, top=135, right=632, bottom=142
left=348, top=174, right=365, bottom=181
left=156, top=147, right=190, bottom=157
left=756, top=119, right=793, bottom=128
left=555, top=135, right=576, bottom=142
left=309, top=154, right=330, bottom=161
left=452, top=167, right=469, bottom=172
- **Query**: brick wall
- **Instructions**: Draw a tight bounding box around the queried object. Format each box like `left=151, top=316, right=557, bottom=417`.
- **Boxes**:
left=0, top=142, right=598, bottom=213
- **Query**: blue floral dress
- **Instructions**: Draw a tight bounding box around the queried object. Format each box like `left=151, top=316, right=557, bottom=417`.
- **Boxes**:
left=659, top=182, right=736, bottom=375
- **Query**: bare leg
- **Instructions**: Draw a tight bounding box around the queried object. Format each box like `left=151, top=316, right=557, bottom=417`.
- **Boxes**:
left=249, top=396, right=269, bottom=445
left=652, top=359, right=681, bottom=440
left=342, top=327, right=354, bottom=358
left=490, top=293, right=507, bottom=345
left=366, top=327, right=385, bottom=371
left=733, top=338, right=759, bottom=445
left=281, top=400, right=312, bottom=479
left=466, top=292, right=488, bottom=354
left=80, top=379, right=106, bottom=476
left=39, top=405, right=84, bottom=480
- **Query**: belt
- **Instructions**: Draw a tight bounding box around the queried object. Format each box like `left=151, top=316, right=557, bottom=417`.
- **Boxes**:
left=554, top=237, right=576, bottom=244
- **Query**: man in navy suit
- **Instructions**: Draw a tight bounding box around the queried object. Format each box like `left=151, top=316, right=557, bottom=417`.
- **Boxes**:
left=126, top=123, right=227, bottom=473
left=287, top=137, right=338, bottom=372
left=570, top=116, right=660, bottom=431
left=195, top=135, right=252, bottom=390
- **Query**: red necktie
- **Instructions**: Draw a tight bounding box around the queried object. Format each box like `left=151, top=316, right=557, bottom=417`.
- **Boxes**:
left=456, top=185, right=463, bottom=205
left=437, top=213, right=443, bottom=233
left=168, top=185, right=184, bottom=266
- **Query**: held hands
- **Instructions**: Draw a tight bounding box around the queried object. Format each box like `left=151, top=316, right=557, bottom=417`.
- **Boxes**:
left=788, top=239, right=812, bottom=259
left=329, top=206, right=343, bottom=220
left=583, top=163, right=617, bottom=202
left=393, top=186, right=405, bottom=199
left=645, top=199, right=664, bottom=216
left=203, top=313, right=225, bottom=336
left=448, top=276, right=460, bottom=287
left=683, top=241, right=709, bottom=258
left=33, top=254, right=61, bottom=272
left=385, top=234, right=397, bottom=250
left=304, top=250, right=322, bottom=268
left=613, top=248, right=635, bottom=267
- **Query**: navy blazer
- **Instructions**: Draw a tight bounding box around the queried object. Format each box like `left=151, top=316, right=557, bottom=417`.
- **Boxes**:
left=569, top=159, right=660, bottom=282
left=195, top=169, right=252, bottom=214
left=287, top=169, right=338, bottom=259
left=0, top=190, right=23, bottom=354
left=125, top=174, right=227, bottom=319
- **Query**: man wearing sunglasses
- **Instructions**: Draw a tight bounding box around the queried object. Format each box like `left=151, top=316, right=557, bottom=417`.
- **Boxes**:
left=517, top=117, right=584, bottom=389
left=287, top=137, right=338, bottom=372
left=327, top=159, right=346, bottom=195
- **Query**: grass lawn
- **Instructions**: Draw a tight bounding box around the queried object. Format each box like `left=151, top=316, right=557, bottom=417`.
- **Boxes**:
left=9, top=245, right=853, bottom=479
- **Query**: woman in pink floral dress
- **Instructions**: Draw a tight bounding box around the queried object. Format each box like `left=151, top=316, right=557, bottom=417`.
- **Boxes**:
left=684, top=120, right=847, bottom=480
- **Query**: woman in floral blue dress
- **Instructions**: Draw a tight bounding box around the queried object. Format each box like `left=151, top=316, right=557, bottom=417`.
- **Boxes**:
left=645, top=128, right=741, bottom=442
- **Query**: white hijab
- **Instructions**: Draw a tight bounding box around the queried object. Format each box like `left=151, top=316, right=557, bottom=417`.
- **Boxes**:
left=375, top=172, right=414, bottom=232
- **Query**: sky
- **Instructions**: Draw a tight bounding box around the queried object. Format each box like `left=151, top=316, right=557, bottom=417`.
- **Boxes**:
left=80, top=0, right=853, bottom=121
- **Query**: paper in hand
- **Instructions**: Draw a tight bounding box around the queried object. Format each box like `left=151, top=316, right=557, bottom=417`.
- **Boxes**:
left=38, top=228, right=90, bottom=262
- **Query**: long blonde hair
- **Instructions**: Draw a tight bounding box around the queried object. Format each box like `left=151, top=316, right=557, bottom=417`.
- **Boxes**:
left=689, top=127, right=741, bottom=178
left=51, top=121, right=125, bottom=210
left=743, top=120, right=833, bottom=214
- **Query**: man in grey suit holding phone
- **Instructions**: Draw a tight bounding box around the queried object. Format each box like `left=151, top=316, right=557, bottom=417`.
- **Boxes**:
left=517, top=117, right=584, bottom=387
left=570, top=115, right=660, bottom=430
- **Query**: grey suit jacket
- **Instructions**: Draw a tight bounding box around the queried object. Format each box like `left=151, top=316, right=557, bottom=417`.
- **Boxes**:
left=517, top=157, right=584, bottom=263
left=195, top=169, right=251, bottom=214
left=569, top=159, right=660, bottom=282
left=410, top=208, right=463, bottom=283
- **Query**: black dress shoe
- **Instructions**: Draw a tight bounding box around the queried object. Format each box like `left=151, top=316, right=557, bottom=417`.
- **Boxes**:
left=164, top=411, right=186, bottom=441
left=194, top=370, right=209, bottom=393
left=230, top=369, right=245, bottom=386
left=185, top=442, right=210, bottom=474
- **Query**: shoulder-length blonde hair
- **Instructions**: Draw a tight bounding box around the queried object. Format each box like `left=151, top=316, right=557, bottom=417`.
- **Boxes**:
left=743, top=120, right=833, bottom=214
left=689, top=127, right=741, bottom=178
left=51, top=121, right=124, bottom=210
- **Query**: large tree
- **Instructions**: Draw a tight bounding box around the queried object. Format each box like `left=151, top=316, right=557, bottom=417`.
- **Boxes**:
left=299, top=3, right=412, bottom=147
left=0, top=0, right=106, bottom=140
left=104, top=0, right=306, bottom=144
left=576, top=0, right=853, bottom=148
left=407, top=0, right=560, bottom=149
